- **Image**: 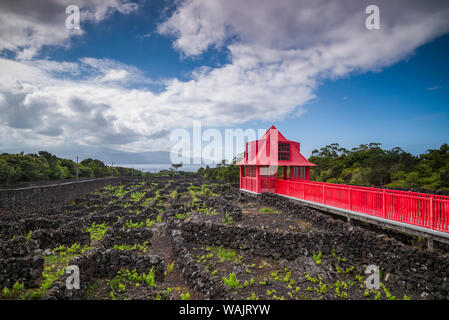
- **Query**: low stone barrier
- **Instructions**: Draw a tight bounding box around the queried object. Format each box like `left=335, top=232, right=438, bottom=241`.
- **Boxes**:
left=44, top=249, right=164, bottom=300
left=0, top=177, right=142, bottom=214
left=30, top=226, right=91, bottom=250
left=180, top=219, right=449, bottom=299
left=100, top=227, right=153, bottom=249
left=170, top=230, right=233, bottom=300
left=0, top=237, right=38, bottom=259
left=0, top=250, right=44, bottom=288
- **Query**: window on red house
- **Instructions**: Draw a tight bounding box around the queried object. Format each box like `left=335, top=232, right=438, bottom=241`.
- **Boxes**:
left=293, top=166, right=306, bottom=179
left=278, top=143, right=289, bottom=161
left=300, top=167, right=306, bottom=179
left=293, top=166, right=299, bottom=178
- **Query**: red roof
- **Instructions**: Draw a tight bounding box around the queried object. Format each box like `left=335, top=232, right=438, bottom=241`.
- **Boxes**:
left=260, top=125, right=289, bottom=141
left=237, top=125, right=316, bottom=167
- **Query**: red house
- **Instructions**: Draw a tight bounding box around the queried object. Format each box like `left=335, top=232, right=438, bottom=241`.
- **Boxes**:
left=238, top=125, right=316, bottom=194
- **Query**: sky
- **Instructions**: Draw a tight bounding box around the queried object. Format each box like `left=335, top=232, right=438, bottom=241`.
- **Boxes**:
left=0, top=0, right=448, bottom=165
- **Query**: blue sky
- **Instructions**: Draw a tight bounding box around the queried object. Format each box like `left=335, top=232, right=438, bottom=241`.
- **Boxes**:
left=274, top=34, right=449, bottom=157
left=43, top=1, right=231, bottom=90
left=0, top=0, right=448, bottom=164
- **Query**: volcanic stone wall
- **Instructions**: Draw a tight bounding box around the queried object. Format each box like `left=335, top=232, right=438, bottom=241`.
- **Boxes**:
left=0, top=254, right=44, bottom=289
left=0, top=177, right=138, bottom=214
left=0, top=233, right=43, bottom=289
left=171, top=230, right=233, bottom=300
left=0, top=249, right=44, bottom=289
left=30, top=227, right=91, bottom=250
left=100, top=227, right=153, bottom=248
left=43, top=207, right=161, bottom=299
left=44, top=248, right=164, bottom=300
left=180, top=218, right=449, bottom=299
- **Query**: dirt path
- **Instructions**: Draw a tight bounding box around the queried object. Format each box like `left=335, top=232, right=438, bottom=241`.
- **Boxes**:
left=149, top=224, right=204, bottom=300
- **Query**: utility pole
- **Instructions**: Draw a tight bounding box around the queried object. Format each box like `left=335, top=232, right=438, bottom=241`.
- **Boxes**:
left=76, top=156, right=79, bottom=180
left=131, top=168, right=134, bottom=177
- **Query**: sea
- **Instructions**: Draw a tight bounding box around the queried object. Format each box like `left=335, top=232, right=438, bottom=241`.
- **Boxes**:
left=115, top=163, right=207, bottom=173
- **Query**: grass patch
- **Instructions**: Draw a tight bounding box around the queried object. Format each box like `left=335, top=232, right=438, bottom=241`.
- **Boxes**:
left=221, top=212, right=233, bottom=225
left=112, top=241, right=149, bottom=253
left=103, top=185, right=127, bottom=197
left=169, top=190, right=178, bottom=199
left=259, top=207, right=278, bottom=214
left=207, top=246, right=236, bottom=262
left=175, top=213, right=186, bottom=220
left=129, top=191, right=145, bottom=202
left=223, top=273, right=240, bottom=289
left=108, top=267, right=156, bottom=299
left=123, top=217, right=160, bottom=230
left=84, top=222, right=110, bottom=241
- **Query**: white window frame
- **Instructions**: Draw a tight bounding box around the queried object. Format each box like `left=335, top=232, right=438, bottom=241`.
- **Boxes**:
left=300, top=167, right=306, bottom=179
left=260, top=166, right=277, bottom=176
left=293, top=166, right=299, bottom=178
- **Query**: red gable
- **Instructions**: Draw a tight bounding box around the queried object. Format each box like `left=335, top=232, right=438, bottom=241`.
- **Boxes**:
left=237, top=125, right=316, bottom=167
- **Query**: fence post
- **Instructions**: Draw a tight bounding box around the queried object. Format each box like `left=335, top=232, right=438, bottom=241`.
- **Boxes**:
left=302, top=181, right=305, bottom=199
left=382, top=191, right=386, bottom=218
left=322, top=183, right=325, bottom=204
left=348, top=186, right=351, bottom=210
left=407, top=190, right=411, bottom=216
left=430, top=197, right=434, bottom=230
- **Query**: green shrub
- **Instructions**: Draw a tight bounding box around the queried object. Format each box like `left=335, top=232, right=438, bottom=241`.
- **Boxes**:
left=223, top=273, right=240, bottom=289
left=259, top=207, right=277, bottom=214
left=180, top=292, right=191, bottom=300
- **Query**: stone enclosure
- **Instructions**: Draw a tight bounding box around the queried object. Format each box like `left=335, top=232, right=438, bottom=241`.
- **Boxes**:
left=0, top=176, right=448, bottom=300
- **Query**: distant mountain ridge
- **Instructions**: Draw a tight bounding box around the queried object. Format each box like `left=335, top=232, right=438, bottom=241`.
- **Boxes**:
left=0, top=146, right=206, bottom=166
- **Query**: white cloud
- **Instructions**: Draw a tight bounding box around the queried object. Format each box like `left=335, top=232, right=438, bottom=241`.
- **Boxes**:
left=79, top=57, right=153, bottom=84
left=0, top=0, right=138, bottom=60
left=1, top=0, right=449, bottom=157
left=426, top=85, right=442, bottom=91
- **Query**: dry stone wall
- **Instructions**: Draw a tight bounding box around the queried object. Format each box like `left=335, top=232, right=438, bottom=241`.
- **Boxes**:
left=0, top=177, right=139, bottom=214
left=180, top=215, right=449, bottom=299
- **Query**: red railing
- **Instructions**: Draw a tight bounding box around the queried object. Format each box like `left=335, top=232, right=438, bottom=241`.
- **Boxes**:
left=260, top=177, right=276, bottom=193
left=273, top=179, right=449, bottom=234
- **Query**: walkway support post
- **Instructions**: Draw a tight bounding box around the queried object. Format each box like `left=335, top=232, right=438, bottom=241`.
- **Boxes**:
left=427, top=237, right=434, bottom=251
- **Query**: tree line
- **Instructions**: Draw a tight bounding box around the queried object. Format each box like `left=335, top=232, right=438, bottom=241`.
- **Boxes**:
left=308, top=143, right=449, bottom=191
left=3, top=142, right=447, bottom=191
left=194, top=143, right=449, bottom=191
left=196, top=159, right=240, bottom=184
left=0, top=151, right=146, bottom=185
